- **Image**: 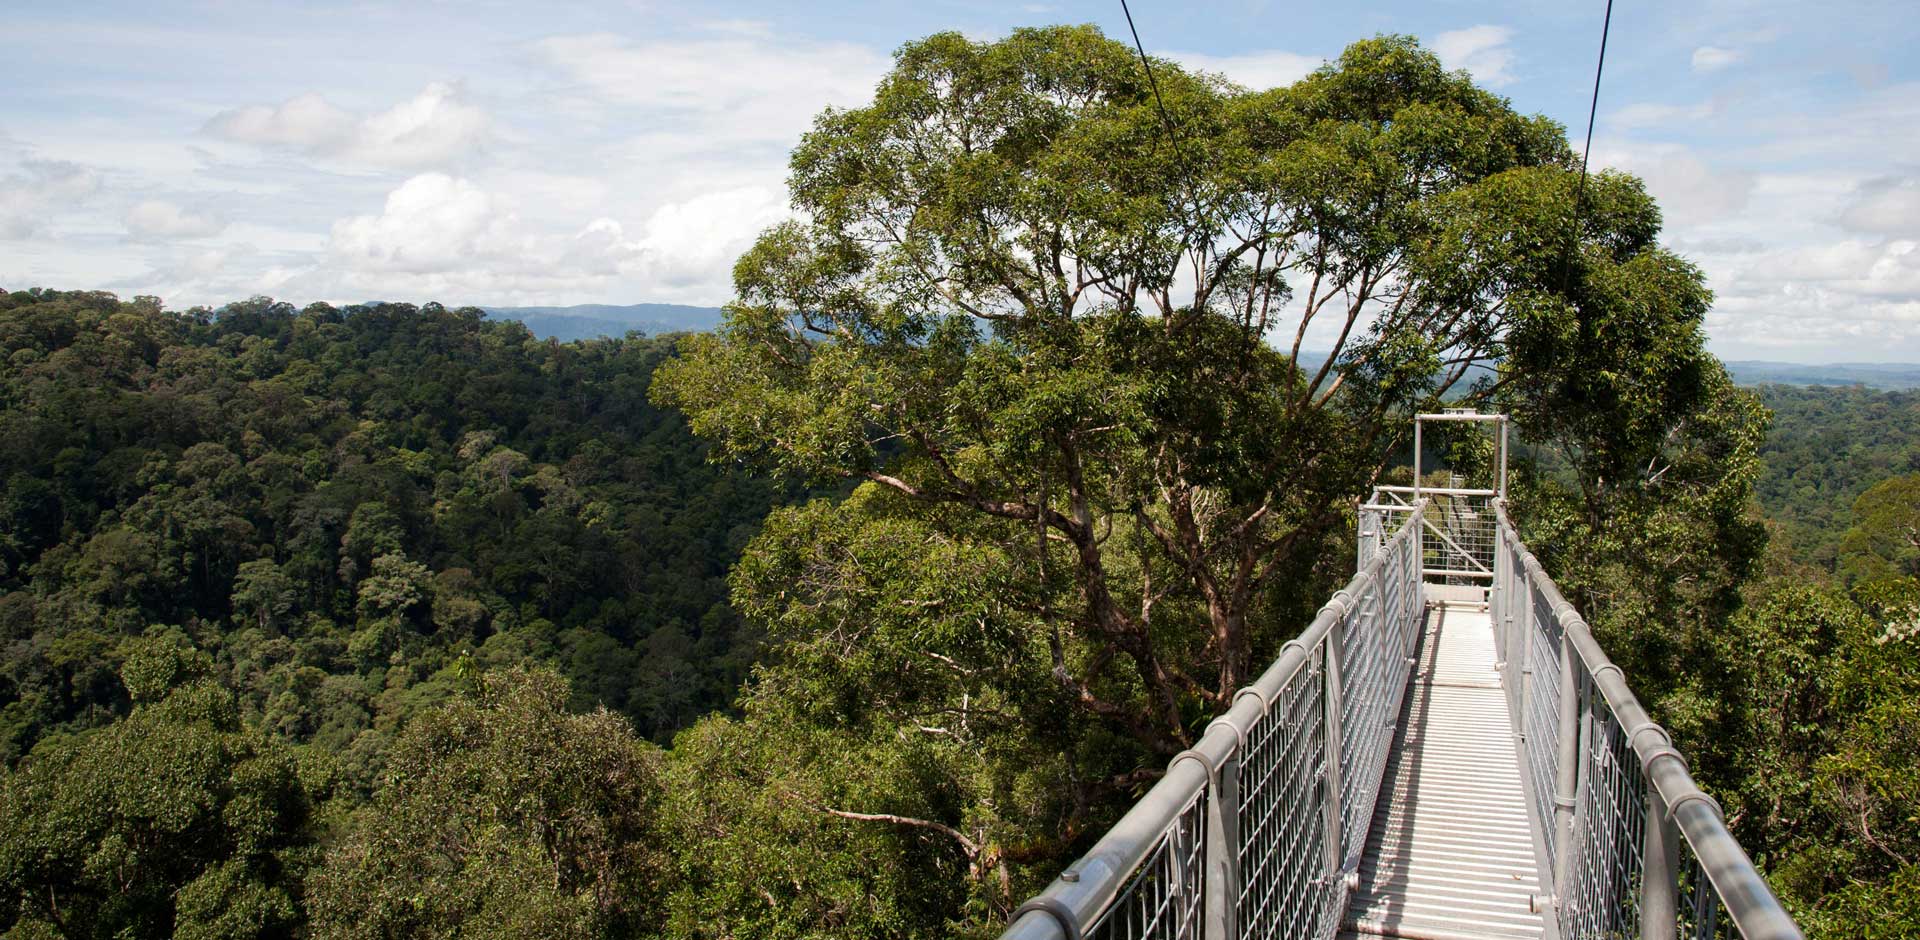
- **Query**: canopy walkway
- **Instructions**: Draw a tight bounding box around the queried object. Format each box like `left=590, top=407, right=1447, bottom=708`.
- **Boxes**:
left=1003, top=413, right=1802, bottom=940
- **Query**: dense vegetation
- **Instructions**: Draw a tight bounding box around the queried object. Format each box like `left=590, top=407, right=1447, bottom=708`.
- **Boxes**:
left=0, top=289, right=784, bottom=766
left=2, top=25, right=1915, bottom=940
left=1752, top=384, right=1920, bottom=564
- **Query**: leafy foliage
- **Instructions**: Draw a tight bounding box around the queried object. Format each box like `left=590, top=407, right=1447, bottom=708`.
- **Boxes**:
left=655, top=25, right=1736, bottom=931
left=1750, top=384, right=1920, bottom=565
left=0, top=23, right=1914, bottom=940
left=0, top=288, right=785, bottom=765
left=309, top=668, right=666, bottom=940
left=0, top=665, right=320, bottom=939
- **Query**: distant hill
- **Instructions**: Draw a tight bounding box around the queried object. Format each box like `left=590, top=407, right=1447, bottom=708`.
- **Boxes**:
left=1725, top=360, right=1920, bottom=390
left=473, top=314, right=1920, bottom=392
left=482, top=303, right=726, bottom=342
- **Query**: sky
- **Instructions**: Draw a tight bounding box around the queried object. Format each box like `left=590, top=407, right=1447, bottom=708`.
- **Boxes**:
left=2, top=0, right=1916, bottom=362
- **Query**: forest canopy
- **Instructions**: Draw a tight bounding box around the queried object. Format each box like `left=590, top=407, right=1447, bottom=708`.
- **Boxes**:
left=0, top=288, right=785, bottom=765
left=2, top=24, right=1916, bottom=940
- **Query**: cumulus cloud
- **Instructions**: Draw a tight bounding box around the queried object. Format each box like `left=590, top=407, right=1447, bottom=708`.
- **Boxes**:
left=204, top=93, right=355, bottom=150
left=1708, top=238, right=1920, bottom=353
left=1691, top=46, right=1742, bottom=73
left=1432, top=26, right=1516, bottom=87
left=0, top=159, right=101, bottom=239
left=329, top=173, right=520, bottom=273
left=1835, top=175, right=1920, bottom=237
left=205, top=82, right=490, bottom=168
left=603, top=186, right=790, bottom=287
left=320, top=174, right=787, bottom=301
left=125, top=199, right=225, bottom=239
left=1168, top=49, right=1323, bottom=91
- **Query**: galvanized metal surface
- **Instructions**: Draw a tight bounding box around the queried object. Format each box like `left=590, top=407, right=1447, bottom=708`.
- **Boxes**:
left=1002, top=445, right=1805, bottom=940
left=1344, top=601, right=1545, bottom=940
left=1493, top=504, right=1804, bottom=940
left=1003, top=510, right=1426, bottom=940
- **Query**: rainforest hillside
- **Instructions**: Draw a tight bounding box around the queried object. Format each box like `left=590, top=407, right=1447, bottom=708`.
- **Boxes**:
left=0, top=288, right=784, bottom=768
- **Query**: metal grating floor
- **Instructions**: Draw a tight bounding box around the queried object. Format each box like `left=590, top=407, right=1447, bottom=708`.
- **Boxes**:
left=1342, top=601, right=1548, bottom=940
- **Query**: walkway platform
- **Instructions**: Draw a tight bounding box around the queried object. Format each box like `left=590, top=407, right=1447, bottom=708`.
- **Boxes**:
left=1343, top=598, right=1547, bottom=940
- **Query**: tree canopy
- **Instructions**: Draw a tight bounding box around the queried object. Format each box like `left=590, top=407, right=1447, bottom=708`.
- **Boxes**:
left=1, top=23, right=1913, bottom=940
left=653, top=25, right=1743, bottom=925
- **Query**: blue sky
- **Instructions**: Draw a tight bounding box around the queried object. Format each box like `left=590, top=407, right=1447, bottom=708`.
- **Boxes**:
left=2, top=0, right=1917, bottom=361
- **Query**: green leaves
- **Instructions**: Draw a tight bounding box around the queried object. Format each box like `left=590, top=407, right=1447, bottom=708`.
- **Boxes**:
left=655, top=26, right=1735, bottom=934
left=308, top=667, right=666, bottom=940
left=1839, top=473, right=1920, bottom=586
left=0, top=680, right=316, bottom=939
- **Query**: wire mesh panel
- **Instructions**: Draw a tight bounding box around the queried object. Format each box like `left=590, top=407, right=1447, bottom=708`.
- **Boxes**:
left=1085, top=789, right=1210, bottom=940
left=1485, top=503, right=1803, bottom=940
left=1337, top=570, right=1412, bottom=870
left=1236, top=658, right=1330, bottom=940
left=1560, top=662, right=1651, bottom=939
left=1678, top=845, right=1740, bottom=940
left=1420, top=492, right=1496, bottom=582
left=1522, top=578, right=1565, bottom=870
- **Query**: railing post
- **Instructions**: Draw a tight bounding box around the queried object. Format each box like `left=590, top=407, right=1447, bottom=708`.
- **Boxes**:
left=1204, top=752, right=1241, bottom=940
left=1357, top=505, right=1376, bottom=571
left=1516, top=560, right=1533, bottom=748
left=1492, top=527, right=1508, bottom=663
left=1551, top=623, right=1582, bottom=908
left=1641, top=785, right=1680, bottom=940
left=1321, top=612, right=1348, bottom=901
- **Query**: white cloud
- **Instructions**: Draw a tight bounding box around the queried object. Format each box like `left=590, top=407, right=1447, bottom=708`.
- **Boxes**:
left=1709, top=239, right=1920, bottom=352
left=1591, top=141, right=1755, bottom=227
left=205, top=82, right=490, bottom=168
left=1609, top=101, right=1716, bottom=130
left=1432, top=26, right=1517, bottom=88
left=0, top=159, right=101, bottom=238
left=125, top=199, right=225, bottom=239
left=318, top=173, right=787, bottom=302
left=1691, top=46, right=1742, bottom=73
left=612, top=185, right=790, bottom=287
left=204, top=93, right=355, bottom=150
left=1835, top=175, right=1920, bottom=237
left=329, top=173, right=520, bottom=274
left=1168, top=49, right=1323, bottom=91
left=528, top=33, right=886, bottom=149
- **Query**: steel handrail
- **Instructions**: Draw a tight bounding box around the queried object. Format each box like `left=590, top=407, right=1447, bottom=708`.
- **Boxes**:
left=1003, top=505, right=1425, bottom=940
left=1493, top=501, right=1802, bottom=940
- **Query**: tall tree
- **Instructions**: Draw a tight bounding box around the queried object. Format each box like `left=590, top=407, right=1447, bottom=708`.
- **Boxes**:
left=0, top=635, right=320, bottom=940
left=656, top=25, right=1704, bottom=765
left=654, top=26, right=1725, bottom=924
left=307, top=667, right=665, bottom=940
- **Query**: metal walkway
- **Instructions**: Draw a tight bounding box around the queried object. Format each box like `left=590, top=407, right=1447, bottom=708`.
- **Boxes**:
left=1345, top=600, right=1544, bottom=940
left=1003, top=412, right=1804, bottom=940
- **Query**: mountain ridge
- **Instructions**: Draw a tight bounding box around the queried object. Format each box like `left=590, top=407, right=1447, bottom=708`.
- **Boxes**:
left=476, top=305, right=1920, bottom=391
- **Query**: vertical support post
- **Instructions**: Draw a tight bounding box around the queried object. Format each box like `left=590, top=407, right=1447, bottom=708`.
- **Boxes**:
left=1492, top=528, right=1508, bottom=664
left=1641, top=785, right=1680, bottom=940
left=1410, top=499, right=1425, bottom=628
left=1517, top=551, right=1534, bottom=736
left=1204, top=751, right=1242, bottom=940
left=1551, top=625, right=1582, bottom=906
left=1498, top=415, right=1509, bottom=501
left=1321, top=618, right=1348, bottom=895
left=1412, top=419, right=1423, bottom=506
left=1357, top=502, right=1375, bottom=571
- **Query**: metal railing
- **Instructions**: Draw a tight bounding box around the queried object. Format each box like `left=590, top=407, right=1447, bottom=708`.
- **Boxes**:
left=1004, top=492, right=1808, bottom=940
left=1004, top=507, right=1425, bottom=940
left=1491, top=502, right=1803, bottom=940
left=1365, top=486, right=1495, bottom=583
